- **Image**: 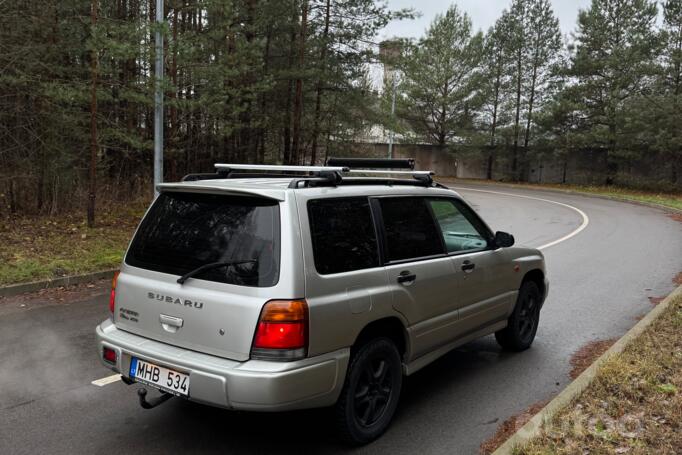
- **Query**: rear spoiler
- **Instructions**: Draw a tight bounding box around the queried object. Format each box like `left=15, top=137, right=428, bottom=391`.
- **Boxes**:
left=157, top=183, right=286, bottom=201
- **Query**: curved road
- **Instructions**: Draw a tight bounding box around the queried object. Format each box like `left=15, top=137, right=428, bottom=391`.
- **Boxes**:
left=1, top=184, right=681, bottom=454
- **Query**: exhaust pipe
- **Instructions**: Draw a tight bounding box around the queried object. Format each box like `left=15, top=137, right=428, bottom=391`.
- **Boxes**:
left=137, top=388, right=173, bottom=409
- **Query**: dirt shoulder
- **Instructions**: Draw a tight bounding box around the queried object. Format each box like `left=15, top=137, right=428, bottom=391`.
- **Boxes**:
left=0, top=278, right=110, bottom=316
left=515, top=293, right=682, bottom=454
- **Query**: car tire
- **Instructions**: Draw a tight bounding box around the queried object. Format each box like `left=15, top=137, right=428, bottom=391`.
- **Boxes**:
left=495, top=281, right=541, bottom=351
left=334, top=337, right=403, bottom=446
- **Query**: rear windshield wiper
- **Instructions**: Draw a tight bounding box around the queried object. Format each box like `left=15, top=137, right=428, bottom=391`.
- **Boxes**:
left=177, top=260, right=257, bottom=285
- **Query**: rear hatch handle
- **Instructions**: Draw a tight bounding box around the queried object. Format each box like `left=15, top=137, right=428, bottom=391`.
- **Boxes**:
left=159, top=314, right=183, bottom=333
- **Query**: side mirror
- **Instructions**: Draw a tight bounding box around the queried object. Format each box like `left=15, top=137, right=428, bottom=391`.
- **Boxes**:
left=494, top=231, right=515, bottom=248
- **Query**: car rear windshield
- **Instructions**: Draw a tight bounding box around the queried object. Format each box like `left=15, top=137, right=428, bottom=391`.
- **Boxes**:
left=126, top=192, right=280, bottom=287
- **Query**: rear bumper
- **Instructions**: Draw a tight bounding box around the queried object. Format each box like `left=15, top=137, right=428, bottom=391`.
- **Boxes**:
left=95, top=319, right=349, bottom=411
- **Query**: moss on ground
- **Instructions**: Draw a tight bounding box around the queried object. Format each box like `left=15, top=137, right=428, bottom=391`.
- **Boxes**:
left=1, top=204, right=146, bottom=286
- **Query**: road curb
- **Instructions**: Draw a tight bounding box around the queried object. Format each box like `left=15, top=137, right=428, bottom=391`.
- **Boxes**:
left=438, top=178, right=682, bottom=214
left=0, top=269, right=118, bottom=298
left=492, top=283, right=682, bottom=455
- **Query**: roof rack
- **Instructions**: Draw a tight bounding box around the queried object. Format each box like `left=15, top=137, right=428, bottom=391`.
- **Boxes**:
left=215, top=163, right=349, bottom=173
left=180, top=159, right=441, bottom=188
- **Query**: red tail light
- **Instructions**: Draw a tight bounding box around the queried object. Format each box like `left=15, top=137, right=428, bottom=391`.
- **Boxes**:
left=103, top=346, right=117, bottom=364
left=109, top=271, right=120, bottom=314
left=252, top=300, right=308, bottom=361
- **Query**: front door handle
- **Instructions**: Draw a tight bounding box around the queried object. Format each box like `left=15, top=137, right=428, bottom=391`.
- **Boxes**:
left=461, top=260, right=476, bottom=273
left=397, top=271, right=417, bottom=285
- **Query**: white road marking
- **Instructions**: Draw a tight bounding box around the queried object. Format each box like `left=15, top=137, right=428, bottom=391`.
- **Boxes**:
left=91, top=374, right=121, bottom=387
left=452, top=187, right=590, bottom=251
left=91, top=187, right=588, bottom=388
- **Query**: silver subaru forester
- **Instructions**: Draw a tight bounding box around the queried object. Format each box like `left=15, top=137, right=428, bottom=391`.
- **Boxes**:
left=96, top=158, right=548, bottom=445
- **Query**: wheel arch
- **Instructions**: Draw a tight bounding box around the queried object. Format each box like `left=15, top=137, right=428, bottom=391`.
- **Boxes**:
left=521, top=269, right=546, bottom=303
left=352, top=317, right=409, bottom=361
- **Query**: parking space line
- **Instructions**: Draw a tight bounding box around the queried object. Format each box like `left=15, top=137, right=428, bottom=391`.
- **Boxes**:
left=91, top=374, right=121, bottom=387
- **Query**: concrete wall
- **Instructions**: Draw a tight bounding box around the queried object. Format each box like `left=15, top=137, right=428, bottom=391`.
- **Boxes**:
left=336, top=142, right=681, bottom=190
left=336, top=143, right=459, bottom=176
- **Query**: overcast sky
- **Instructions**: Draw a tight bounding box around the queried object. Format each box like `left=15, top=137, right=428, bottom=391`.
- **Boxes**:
left=381, top=0, right=593, bottom=40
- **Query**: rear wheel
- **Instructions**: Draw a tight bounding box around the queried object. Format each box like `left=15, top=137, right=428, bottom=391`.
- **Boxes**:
left=495, top=281, right=541, bottom=351
left=334, top=337, right=402, bottom=445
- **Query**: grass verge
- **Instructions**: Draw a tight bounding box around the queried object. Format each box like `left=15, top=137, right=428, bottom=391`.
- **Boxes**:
left=440, top=179, right=682, bottom=212
left=515, top=293, right=682, bottom=454
left=1, top=204, right=146, bottom=286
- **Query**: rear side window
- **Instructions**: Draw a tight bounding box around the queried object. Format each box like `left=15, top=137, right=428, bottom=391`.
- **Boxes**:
left=308, top=197, right=380, bottom=274
left=378, top=197, right=444, bottom=262
left=126, top=192, right=280, bottom=287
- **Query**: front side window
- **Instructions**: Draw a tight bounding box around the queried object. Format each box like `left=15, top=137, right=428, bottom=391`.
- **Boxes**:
left=378, top=197, right=444, bottom=262
left=429, top=199, right=489, bottom=253
left=126, top=192, right=280, bottom=287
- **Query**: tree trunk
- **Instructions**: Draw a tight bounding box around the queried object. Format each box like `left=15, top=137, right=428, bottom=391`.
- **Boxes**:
left=258, top=26, right=272, bottom=164
left=512, top=47, right=522, bottom=176
left=488, top=65, right=502, bottom=180
left=87, top=0, right=99, bottom=228
left=310, top=0, right=331, bottom=166
left=170, top=7, right=178, bottom=139
left=291, top=0, right=308, bottom=164
left=283, top=2, right=298, bottom=164
left=523, top=62, right=538, bottom=149
left=671, top=27, right=681, bottom=184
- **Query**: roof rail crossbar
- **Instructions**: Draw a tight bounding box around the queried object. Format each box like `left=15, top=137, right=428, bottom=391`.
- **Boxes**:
left=345, top=169, right=434, bottom=186
left=292, top=178, right=440, bottom=189
left=345, top=169, right=432, bottom=176
left=326, top=157, right=415, bottom=170
left=215, top=163, right=348, bottom=173
left=214, top=163, right=347, bottom=187
left=182, top=161, right=439, bottom=187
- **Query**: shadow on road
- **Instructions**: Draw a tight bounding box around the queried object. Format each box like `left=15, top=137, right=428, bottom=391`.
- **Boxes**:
left=101, top=337, right=518, bottom=454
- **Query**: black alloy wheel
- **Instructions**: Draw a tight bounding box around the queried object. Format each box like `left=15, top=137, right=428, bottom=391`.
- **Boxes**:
left=495, top=281, right=541, bottom=351
left=335, top=337, right=402, bottom=445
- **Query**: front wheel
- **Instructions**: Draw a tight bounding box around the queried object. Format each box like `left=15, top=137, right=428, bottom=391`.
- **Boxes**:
left=495, top=281, right=541, bottom=351
left=334, top=337, right=402, bottom=445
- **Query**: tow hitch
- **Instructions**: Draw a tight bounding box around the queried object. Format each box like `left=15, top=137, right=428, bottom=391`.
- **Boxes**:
left=137, top=388, right=173, bottom=409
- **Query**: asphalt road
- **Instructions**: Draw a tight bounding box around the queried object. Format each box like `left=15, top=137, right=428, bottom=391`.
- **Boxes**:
left=2, top=184, right=681, bottom=455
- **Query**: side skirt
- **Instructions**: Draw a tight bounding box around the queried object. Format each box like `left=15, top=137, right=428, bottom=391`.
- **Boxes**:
left=402, top=321, right=507, bottom=376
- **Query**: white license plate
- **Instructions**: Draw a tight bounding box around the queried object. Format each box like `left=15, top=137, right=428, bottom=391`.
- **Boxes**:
left=130, top=357, right=190, bottom=396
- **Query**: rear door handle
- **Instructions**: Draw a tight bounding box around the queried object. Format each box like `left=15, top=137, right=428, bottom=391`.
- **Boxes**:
left=397, top=271, right=417, bottom=285
left=461, top=260, right=476, bottom=273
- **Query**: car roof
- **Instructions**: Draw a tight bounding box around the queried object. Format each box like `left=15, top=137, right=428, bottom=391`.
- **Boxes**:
left=158, top=178, right=460, bottom=202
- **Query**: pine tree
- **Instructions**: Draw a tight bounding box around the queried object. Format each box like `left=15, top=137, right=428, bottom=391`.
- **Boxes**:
left=522, top=0, right=562, bottom=151
left=570, top=0, right=660, bottom=180
left=657, top=0, right=682, bottom=183
left=501, top=0, right=561, bottom=178
left=480, top=16, right=514, bottom=179
left=398, top=5, right=483, bottom=146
